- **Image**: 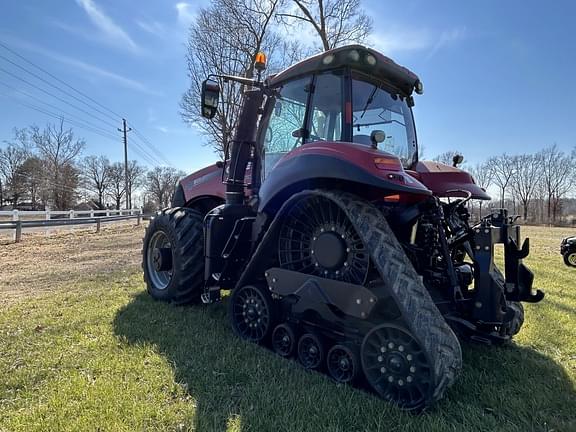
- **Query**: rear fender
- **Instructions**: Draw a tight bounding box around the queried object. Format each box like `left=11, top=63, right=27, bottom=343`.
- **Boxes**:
left=186, top=195, right=224, bottom=215
left=259, top=153, right=431, bottom=213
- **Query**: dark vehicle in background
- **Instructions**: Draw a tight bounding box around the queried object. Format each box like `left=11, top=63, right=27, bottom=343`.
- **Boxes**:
left=561, top=236, right=576, bottom=267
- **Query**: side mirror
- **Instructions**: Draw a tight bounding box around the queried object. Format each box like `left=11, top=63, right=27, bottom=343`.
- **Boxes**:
left=201, top=79, right=220, bottom=119
left=370, top=130, right=386, bottom=148
left=452, top=154, right=464, bottom=167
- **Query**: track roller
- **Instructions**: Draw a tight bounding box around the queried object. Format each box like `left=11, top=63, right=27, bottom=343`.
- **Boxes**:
left=297, top=333, right=324, bottom=370
left=271, top=323, right=297, bottom=357
left=361, top=323, right=432, bottom=411
left=326, top=344, right=359, bottom=384
left=229, top=285, right=276, bottom=343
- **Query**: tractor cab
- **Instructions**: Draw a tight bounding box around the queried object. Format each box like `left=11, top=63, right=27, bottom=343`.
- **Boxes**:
left=258, top=46, right=420, bottom=180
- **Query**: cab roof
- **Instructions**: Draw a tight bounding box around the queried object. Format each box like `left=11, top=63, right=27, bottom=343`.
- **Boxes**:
left=266, top=44, right=421, bottom=96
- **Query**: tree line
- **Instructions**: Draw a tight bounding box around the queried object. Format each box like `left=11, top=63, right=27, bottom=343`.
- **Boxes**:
left=434, top=146, right=576, bottom=225
left=0, top=120, right=185, bottom=212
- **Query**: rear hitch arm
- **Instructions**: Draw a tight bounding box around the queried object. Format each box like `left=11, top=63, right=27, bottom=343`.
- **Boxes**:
left=471, top=209, right=544, bottom=322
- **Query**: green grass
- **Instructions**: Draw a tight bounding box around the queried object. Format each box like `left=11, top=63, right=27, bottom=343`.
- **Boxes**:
left=0, top=227, right=575, bottom=432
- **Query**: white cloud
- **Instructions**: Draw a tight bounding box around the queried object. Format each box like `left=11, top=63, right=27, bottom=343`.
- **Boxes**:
left=175, top=2, right=195, bottom=26
left=55, top=55, right=162, bottom=96
left=76, top=0, right=140, bottom=53
left=369, top=28, right=433, bottom=55
left=136, top=19, right=165, bottom=37
left=426, top=27, right=467, bottom=59
left=369, top=26, right=467, bottom=58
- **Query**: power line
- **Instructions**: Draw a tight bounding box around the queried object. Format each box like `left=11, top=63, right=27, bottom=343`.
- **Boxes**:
left=0, top=91, right=119, bottom=141
left=0, top=40, right=123, bottom=119
left=0, top=65, right=118, bottom=129
left=0, top=46, right=121, bottom=123
left=1, top=88, right=161, bottom=167
left=1, top=89, right=165, bottom=168
left=0, top=40, right=172, bottom=169
left=129, top=141, right=161, bottom=166
left=131, top=126, right=173, bottom=166
left=0, top=80, right=118, bottom=137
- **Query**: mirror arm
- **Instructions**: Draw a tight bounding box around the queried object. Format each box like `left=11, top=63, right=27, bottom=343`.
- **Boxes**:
left=208, top=73, right=265, bottom=89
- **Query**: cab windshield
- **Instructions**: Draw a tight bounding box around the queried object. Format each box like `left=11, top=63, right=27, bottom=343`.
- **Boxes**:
left=351, top=73, right=417, bottom=167
left=260, top=70, right=418, bottom=179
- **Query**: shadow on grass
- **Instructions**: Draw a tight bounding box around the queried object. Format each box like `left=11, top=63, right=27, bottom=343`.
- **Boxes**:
left=113, top=292, right=576, bottom=432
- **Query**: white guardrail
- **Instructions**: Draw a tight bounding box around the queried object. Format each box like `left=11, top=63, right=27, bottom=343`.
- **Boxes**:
left=0, top=209, right=145, bottom=243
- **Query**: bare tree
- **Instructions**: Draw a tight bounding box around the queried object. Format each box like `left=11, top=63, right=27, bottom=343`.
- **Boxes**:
left=108, top=162, right=126, bottom=210
left=145, top=167, right=185, bottom=209
left=127, top=160, right=146, bottom=209
left=0, top=140, right=29, bottom=206
left=181, top=0, right=284, bottom=157
left=467, top=161, right=493, bottom=218
left=31, top=120, right=84, bottom=209
left=81, top=155, right=111, bottom=209
left=19, top=156, right=47, bottom=209
left=278, top=0, right=372, bottom=51
left=539, top=145, right=574, bottom=223
left=432, top=150, right=462, bottom=166
left=510, top=154, right=542, bottom=221
left=487, top=154, right=515, bottom=209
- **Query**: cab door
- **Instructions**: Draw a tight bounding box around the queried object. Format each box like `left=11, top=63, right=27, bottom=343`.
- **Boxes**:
left=262, top=76, right=311, bottom=180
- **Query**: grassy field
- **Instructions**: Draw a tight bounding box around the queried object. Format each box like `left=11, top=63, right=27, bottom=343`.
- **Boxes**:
left=0, top=224, right=574, bottom=431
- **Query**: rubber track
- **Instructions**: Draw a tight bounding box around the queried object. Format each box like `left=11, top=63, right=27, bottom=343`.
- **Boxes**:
left=142, top=207, right=204, bottom=304
left=316, top=190, right=463, bottom=405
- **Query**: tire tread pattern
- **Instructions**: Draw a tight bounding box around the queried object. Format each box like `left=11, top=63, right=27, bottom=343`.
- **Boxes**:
left=142, top=207, right=204, bottom=304
left=317, top=190, right=463, bottom=406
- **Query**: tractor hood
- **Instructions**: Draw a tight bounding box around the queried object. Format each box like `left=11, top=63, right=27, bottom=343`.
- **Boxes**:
left=408, top=161, right=491, bottom=200
left=563, top=236, right=576, bottom=244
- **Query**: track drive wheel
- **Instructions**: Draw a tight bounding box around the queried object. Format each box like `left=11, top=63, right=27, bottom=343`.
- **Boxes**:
left=230, top=285, right=277, bottom=343
left=361, top=324, right=432, bottom=411
left=297, top=333, right=324, bottom=370
left=272, top=323, right=297, bottom=357
left=326, top=344, right=359, bottom=384
left=142, top=207, right=204, bottom=304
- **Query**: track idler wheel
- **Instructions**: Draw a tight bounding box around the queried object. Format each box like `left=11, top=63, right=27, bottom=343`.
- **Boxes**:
left=271, top=323, right=297, bottom=357
left=361, top=324, right=432, bottom=411
left=326, top=344, right=359, bottom=384
left=297, top=333, right=324, bottom=370
left=230, top=285, right=276, bottom=343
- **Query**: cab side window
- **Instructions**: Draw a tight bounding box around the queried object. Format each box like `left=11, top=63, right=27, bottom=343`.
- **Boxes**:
left=264, top=76, right=310, bottom=178
left=307, top=71, right=344, bottom=143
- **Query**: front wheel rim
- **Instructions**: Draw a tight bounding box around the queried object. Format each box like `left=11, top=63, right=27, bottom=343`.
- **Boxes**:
left=146, top=230, right=173, bottom=290
left=568, top=253, right=576, bottom=266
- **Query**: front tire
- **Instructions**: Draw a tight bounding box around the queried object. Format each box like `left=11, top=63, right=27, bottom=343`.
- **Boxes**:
left=564, top=251, right=576, bottom=267
left=142, top=207, right=204, bottom=304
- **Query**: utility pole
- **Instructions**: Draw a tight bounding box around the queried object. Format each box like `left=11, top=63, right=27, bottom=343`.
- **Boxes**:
left=118, top=119, right=132, bottom=210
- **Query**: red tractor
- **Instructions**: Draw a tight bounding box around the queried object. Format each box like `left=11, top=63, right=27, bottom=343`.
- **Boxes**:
left=142, top=45, right=543, bottom=410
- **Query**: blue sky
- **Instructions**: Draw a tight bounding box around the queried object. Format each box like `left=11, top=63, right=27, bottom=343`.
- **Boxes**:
left=0, top=0, right=574, bottom=173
